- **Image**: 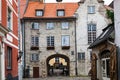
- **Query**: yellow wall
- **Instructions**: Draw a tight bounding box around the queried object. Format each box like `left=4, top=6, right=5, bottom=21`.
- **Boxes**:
left=49, top=58, right=67, bottom=66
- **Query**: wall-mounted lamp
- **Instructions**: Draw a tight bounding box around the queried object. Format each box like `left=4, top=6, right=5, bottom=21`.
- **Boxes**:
left=17, top=51, right=23, bottom=61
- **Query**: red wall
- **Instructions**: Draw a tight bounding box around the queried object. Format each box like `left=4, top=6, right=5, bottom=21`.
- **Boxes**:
left=1, top=0, right=18, bottom=78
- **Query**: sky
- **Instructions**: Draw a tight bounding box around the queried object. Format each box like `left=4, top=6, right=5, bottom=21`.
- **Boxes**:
left=45, top=0, right=113, bottom=5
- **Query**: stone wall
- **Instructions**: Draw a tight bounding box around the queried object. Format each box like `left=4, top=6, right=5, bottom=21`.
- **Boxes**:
left=24, top=20, right=76, bottom=77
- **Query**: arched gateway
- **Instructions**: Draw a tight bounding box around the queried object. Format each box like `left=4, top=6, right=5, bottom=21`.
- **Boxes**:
left=46, top=54, right=70, bottom=76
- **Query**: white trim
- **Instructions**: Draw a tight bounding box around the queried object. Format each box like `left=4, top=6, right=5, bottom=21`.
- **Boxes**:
left=6, top=0, right=18, bottom=17
left=0, top=43, right=5, bottom=80
left=9, top=32, right=18, bottom=40
left=13, top=0, right=18, bottom=6
left=0, top=0, right=1, bottom=23
left=0, top=32, right=5, bottom=37
left=4, top=38, right=18, bottom=49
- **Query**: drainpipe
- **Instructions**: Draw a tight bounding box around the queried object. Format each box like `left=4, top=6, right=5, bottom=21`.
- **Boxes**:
left=74, top=17, right=78, bottom=76
left=22, top=19, right=26, bottom=78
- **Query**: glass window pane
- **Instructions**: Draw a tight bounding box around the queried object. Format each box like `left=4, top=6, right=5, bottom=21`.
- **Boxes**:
left=57, top=10, right=64, bottom=16
left=36, top=10, right=43, bottom=16
left=62, top=22, right=69, bottom=29
left=47, top=23, right=54, bottom=29
left=62, top=35, right=70, bottom=46
left=88, top=6, right=95, bottom=13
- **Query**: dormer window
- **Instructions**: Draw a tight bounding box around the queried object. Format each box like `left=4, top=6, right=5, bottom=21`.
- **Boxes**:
left=57, top=10, right=65, bottom=16
left=36, top=10, right=43, bottom=16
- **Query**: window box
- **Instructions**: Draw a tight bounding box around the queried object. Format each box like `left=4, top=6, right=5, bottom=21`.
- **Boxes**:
left=31, top=46, right=39, bottom=50
left=47, top=46, right=55, bottom=50
left=62, top=46, right=70, bottom=50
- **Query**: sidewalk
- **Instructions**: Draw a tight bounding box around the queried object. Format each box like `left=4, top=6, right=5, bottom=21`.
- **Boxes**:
left=23, top=76, right=91, bottom=80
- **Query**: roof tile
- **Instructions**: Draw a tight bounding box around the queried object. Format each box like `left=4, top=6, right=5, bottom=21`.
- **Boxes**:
left=23, top=2, right=79, bottom=18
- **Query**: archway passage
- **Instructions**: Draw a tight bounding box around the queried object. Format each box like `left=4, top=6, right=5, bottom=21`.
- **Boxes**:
left=46, top=54, right=70, bottom=76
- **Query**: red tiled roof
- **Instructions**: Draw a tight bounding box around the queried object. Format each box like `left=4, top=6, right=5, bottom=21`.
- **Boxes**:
left=23, top=2, right=79, bottom=18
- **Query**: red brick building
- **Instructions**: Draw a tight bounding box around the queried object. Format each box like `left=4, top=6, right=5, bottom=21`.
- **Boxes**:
left=0, top=0, right=18, bottom=80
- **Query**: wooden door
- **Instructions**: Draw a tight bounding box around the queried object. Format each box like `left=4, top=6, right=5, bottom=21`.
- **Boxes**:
left=33, top=67, right=39, bottom=78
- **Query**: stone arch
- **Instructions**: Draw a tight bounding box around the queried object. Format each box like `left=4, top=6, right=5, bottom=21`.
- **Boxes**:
left=46, top=54, right=70, bottom=76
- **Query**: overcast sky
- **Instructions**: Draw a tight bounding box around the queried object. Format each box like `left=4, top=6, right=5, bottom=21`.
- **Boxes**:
left=45, top=0, right=113, bottom=5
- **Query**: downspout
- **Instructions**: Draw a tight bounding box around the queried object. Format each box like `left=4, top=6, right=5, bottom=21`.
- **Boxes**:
left=22, top=19, right=26, bottom=78
left=75, top=18, right=78, bottom=76
left=22, top=0, right=29, bottom=78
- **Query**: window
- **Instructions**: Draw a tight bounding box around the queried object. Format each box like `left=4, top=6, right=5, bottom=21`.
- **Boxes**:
left=62, top=35, right=70, bottom=46
left=88, top=6, right=95, bottom=14
left=78, top=52, right=85, bottom=60
left=47, top=36, right=54, bottom=47
left=88, top=24, right=96, bottom=44
left=102, top=58, right=110, bottom=78
left=7, top=47, right=12, bottom=69
left=61, top=22, right=69, bottom=29
left=36, top=10, right=43, bottom=16
left=46, top=22, right=54, bottom=29
left=57, top=10, right=65, bottom=16
left=55, top=57, right=59, bottom=63
left=7, top=8, right=12, bottom=30
left=32, top=22, right=39, bottom=29
left=31, top=54, right=39, bottom=61
left=31, top=36, right=39, bottom=47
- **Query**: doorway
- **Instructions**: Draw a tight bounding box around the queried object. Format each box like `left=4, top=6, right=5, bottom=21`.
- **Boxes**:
left=33, top=67, right=39, bottom=78
left=46, top=54, right=70, bottom=76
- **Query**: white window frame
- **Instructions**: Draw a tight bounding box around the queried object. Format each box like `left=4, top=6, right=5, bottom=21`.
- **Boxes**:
left=57, top=10, right=65, bottom=16
left=32, top=22, right=39, bottom=29
left=88, top=24, right=96, bottom=44
left=88, top=6, right=95, bottom=14
left=36, top=10, right=43, bottom=16
left=46, top=22, right=54, bottom=30
left=31, top=36, right=39, bottom=47
left=78, top=52, right=85, bottom=60
left=62, top=35, right=70, bottom=46
left=7, top=7, right=13, bottom=31
left=47, top=36, right=54, bottom=46
left=61, top=22, right=69, bottom=29
left=31, top=53, right=39, bottom=61
left=102, top=58, right=110, bottom=78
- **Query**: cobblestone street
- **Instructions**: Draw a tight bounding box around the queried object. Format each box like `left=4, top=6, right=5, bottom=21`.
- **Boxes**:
left=23, top=76, right=91, bottom=80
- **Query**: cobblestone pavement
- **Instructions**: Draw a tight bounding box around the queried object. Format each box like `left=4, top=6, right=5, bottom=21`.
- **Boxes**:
left=23, top=76, right=91, bottom=80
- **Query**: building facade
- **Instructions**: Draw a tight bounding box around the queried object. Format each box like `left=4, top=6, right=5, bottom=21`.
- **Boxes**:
left=0, top=0, right=18, bottom=80
left=76, top=0, right=110, bottom=75
left=21, top=1, right=78, bottom=78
